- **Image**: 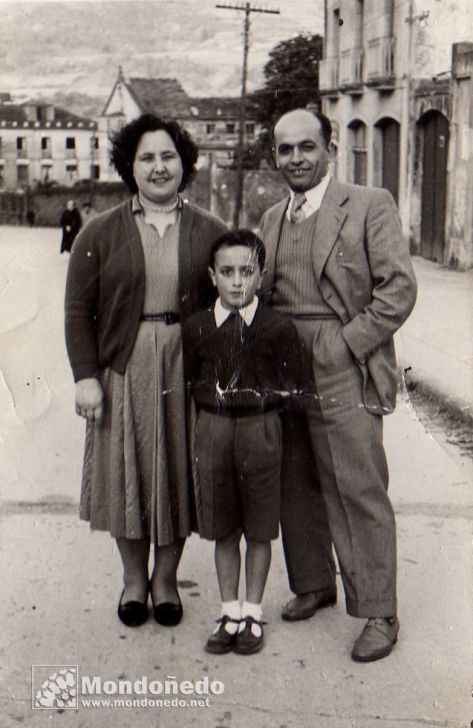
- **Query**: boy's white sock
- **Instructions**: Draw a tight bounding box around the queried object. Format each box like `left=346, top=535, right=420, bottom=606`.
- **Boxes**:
left=240, top=601, right=263, bottom=636
left=241, top=601, right=262, bottom=621
left=218, top=600, right=241, bottom=635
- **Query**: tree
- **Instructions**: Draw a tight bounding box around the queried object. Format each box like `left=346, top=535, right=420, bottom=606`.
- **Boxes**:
left=251, top=33, right=323, bottom=129
left=246, top=33, right=323, bottom=166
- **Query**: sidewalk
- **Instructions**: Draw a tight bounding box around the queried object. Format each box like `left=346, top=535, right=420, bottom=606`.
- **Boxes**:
left=397, top=255, right=473, bottom=420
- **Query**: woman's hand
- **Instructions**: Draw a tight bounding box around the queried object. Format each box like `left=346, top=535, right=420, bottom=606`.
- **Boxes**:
left=75, top=378, right=104, bottom=423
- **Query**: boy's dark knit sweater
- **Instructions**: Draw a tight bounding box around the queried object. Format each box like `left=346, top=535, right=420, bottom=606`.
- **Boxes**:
left=182, top=303, right=304, bottom=415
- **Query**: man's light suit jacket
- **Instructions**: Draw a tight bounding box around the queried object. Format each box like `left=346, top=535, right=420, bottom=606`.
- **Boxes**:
left=259, top=179, right=418, bottom=415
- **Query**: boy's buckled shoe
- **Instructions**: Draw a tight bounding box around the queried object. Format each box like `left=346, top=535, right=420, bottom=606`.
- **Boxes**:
left=205, top=616, right=240, bottom=654
left=233, top=616, right=265, bottom=655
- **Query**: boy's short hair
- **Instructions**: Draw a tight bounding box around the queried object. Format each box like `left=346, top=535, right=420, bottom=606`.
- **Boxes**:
left=209, top=229, right=266, bottom=271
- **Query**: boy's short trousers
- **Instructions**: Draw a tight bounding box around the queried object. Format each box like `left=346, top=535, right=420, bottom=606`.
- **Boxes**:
left=195, top=408, right=282, bottom=542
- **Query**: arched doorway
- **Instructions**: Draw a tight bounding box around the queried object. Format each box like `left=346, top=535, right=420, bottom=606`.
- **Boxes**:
left=418, top=111, right=449, bottom=262
left=347, top=120, right=367, bottom=186
left=374, top=117, right=400, bottom=203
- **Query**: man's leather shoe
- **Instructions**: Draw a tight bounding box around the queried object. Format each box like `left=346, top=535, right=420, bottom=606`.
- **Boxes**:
left=351, top=617, right=399, bottom=662
left=281, top=586, right=337, bottom=621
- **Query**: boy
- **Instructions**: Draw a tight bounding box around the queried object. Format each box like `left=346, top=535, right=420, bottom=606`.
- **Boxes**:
left=182, top=229, right=303, bottom=655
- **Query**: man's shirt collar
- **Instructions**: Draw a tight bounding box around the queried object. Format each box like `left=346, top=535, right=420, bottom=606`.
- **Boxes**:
left=287, top=173, right=331, bottom=220
left=214, top=296, right=259, bottom=328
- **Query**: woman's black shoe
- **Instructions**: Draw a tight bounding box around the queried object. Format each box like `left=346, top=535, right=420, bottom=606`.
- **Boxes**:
left=117, top=589, right=149, bottom=627
left=153, top=595, right=183, bottom=626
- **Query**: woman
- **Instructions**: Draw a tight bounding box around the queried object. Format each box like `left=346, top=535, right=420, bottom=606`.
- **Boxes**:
left=60, top=199, right=82, bottom=253
left=65, top=114, right=226, bottom=627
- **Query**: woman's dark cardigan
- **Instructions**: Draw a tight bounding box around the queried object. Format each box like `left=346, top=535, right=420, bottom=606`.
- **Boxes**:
left=65, top=198, right=227, bottom=382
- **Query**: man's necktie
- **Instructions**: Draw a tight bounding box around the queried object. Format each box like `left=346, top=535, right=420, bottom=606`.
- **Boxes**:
left=290, top=193, right=306, bottom=224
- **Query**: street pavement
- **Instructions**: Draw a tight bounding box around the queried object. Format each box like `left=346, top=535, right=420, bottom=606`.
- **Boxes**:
left=0, top=226, right=471, bottom=728
left=398, top=256, right=473, bottom=420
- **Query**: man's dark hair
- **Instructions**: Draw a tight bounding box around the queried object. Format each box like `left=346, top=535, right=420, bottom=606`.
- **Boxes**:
left=210, top=229, right=266, bottom=271
left=110, top=114, right=198, bottom=193
left=272, top=109, right=333, bottom=148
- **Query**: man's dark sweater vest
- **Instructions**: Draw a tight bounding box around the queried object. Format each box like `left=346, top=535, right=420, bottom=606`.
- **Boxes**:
left=272, top=210, right=334, bottom=316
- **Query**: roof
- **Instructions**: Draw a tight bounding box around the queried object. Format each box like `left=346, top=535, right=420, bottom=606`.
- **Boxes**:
left=0, top=103, right=97, bottom=130
left=126, top=78, right=191, bottom=118
left=123, top=77, right=251, bottom=121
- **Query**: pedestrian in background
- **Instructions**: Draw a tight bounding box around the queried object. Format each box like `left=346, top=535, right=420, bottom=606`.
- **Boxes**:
left=259, top=108, right=417, bottom=662
left=59, top=199, right=82, bottom=253
left=80, top=200, right=98, bottom=226
left=65, top=114, right=226, bottom=629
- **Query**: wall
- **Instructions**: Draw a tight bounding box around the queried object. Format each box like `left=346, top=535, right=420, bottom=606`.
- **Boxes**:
left=2, top=169, right=289, bottom=231
left=445, top=42, right=473, bottom=269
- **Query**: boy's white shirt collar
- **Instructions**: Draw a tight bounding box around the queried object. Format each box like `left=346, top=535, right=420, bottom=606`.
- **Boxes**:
left=287, top=173, right=331, bottom=220
left=214, top=296, right=259, bottom=328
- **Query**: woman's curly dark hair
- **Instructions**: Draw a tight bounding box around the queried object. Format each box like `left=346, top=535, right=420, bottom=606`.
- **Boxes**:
left=109, top=114, right=199, bottom=193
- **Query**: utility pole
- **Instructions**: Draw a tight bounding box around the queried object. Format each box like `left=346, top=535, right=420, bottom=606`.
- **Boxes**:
left=216, top=2, right=279, bottom=227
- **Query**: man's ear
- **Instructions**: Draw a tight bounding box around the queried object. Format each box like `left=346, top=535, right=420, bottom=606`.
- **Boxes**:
left=272, top=147, right=279, bottom=169
left=327, top=142, right=337, bottom=161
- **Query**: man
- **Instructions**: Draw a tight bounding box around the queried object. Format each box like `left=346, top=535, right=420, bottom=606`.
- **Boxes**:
left=259, top=108, right=417, bottom=661
left=81, top=200, right=98, bottom=226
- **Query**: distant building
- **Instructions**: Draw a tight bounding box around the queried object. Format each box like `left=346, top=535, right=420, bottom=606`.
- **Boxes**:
left=98, top=68, right=260, bottom=182
left=319, top=0, right=473, bottom=268
left=0, top=96, right=99, bottom=190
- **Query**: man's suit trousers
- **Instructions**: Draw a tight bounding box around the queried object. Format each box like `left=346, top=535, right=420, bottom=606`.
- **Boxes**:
left=280, top=319, right=397, bottom=618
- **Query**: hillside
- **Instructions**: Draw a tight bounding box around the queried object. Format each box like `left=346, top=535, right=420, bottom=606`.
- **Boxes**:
left=1, top=0, right=323, bottom=115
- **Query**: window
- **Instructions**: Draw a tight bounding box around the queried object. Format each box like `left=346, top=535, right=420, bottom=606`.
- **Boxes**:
left=0, top=137, right=2, bottom=156
left=0, top=167, right=4, bottom=189
left=41, top=137, right=51, bottom=151
left=332, top=8, right=341, bottom=58
left=91, top=136, right=99, bottom=150
left=90, top=164, right=100, bottom=180
left=66, top=163, right=78, bottom=180
left=65, top=137, right=76, bottom=149
left=348, top=120, right=367, bottom=186
left=226, top=123, right=236, bottom=134
left=374, top=117, right=400, bottom=202
left=206, top=123, right=215, bottom=135
left=17, top=165, right=29, bottom=186
left=354, top=0, right=364, bottom=49
left=16, top=137, right=26, bottom=150
left=245, top=123, right=255, bottom=135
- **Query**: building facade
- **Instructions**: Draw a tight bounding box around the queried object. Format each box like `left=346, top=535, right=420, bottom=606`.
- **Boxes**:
left=319, top=0, right=473, bottom=268
left=0, top=96, right=98, bottom=190
left=98, top=69, right=260, bottom=183
left=445, top=42, right=473, bottom=269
